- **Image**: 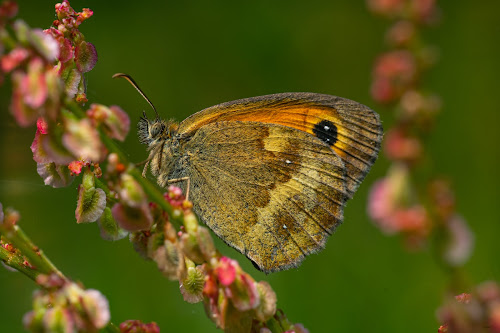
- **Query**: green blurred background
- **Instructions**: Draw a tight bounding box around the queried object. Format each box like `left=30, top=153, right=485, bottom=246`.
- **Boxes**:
left=1, top=1, right=499, bottom=332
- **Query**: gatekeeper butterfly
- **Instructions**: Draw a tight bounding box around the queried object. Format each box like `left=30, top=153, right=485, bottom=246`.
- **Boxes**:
left=114, top=74, right=383, bottom=273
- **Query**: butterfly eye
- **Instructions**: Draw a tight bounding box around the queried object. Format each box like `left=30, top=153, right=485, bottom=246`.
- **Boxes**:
left=150, top=123, right=165, bottom=138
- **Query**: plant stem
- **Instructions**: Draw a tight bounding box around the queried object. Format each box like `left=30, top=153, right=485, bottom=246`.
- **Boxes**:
left=0, top=245, right=39, bottom=281
left=0, top=224, right=65, bottom=279
left=101, top=322, right=121, bottom=333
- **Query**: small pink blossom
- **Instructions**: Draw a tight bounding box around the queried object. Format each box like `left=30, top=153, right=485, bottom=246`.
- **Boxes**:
left=384, top=128, right=422, bottom=163
left=371, top=50, right=416, bottom=103
left=0, top=1, right=18, bottom=23
left=366, top=0, right=404, bottom=17
left=21, top=57, right=48, bottom=109
left=386, top=20, right=415, bottom=46
left=454, top=293, right=471, bottom=304
left=165, top=185, right=186, bottom=208
left=68, top=160, right=84, bottom=175
left=1, top=47, right=29, bottom=72
left=216, top=257, right=237, bottom=286
left=36, top=117, right=48, bottom=134
left=10, top=71, right=38, bottom=127
left=119, top=320, right=160, bottom=333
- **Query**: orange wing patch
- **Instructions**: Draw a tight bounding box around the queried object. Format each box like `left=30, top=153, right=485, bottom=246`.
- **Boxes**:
left=178, top=93, right=383, bottom=198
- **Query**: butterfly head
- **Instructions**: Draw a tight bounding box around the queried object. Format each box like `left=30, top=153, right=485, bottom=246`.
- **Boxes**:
left=138, top=111, right=178, bottom=146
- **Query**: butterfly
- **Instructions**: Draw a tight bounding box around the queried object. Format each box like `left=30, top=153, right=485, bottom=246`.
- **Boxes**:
left=114, top=74, right=383, bottom=273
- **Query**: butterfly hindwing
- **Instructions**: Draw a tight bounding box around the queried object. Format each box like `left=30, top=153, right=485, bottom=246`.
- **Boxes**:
left=168, top=121, right=348, bottom=273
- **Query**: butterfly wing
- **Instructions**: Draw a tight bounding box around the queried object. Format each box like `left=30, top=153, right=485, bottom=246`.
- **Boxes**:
left=169, top=121, right=348, bottom=273
left=177, top=93, right=383, bottom=199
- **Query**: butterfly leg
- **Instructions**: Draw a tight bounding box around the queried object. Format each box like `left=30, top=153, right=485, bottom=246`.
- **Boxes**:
left=141, top=160, right=150, bottom=177
left=167, top=177, right=191, bottom=201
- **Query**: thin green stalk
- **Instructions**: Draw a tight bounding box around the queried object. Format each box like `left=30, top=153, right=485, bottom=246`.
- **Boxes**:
left=0, top=245, right=39, bottom=281
left=128, top=168, right=174, bottom=217
left=101, top=322, right=121, bottom=333
left=0, top=224, right=64, bottom=278
left=95, top=178, right=118, bottom=205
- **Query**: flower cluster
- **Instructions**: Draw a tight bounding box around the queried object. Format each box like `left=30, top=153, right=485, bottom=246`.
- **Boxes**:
left=23, top=274, right=110, bottom=332
left=0, top=0, right=129, bottom=189
left=366, top=0, right=473, bottom=264
left=437, top=281, right=500, bottom=333
left=118, top=185, right=305, bottom=333
left=2, top=1, right=307, bottom=332
left=119, top=320, right=160, bottom=333
left=367, top=0, right=439, bottom=24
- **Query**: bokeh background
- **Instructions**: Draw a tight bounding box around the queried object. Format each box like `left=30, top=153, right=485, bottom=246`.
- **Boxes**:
left=1, top=1, right=499, bottom=332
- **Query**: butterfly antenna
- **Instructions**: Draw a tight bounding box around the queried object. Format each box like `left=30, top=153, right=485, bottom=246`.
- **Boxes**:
left=112, top=73, right=160, bottom=120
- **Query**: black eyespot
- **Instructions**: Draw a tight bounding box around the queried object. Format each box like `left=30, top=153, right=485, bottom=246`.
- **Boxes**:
left=313, top=120, right=337, bottom=146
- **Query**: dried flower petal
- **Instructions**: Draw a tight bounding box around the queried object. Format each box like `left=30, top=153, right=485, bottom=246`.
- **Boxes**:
left=75, top=41, right=97, bottom=73
left=22, top=57, right=48, bottom=108
left=229, top=272, right=260, bottom=312
left=87, top=104, right=130, bottom=141
left=81, top=289, right=110, bottom=329
left=97, top=207, right=128, bottom=241
left=255, top=281, right=277, bottom=322
left=179, top=232, right=203, bottom=264
left=40, top=130, right=75, bottom=165
left=197, top=226, right=216, bottom=262
left=57, top=37, right=74, bottom=63
left=63, top=117, right=104, bottom=162
left=10, top=71, right=38, bottom=127
left=119, top=174, right=147, bottom=207
left=37, top=162, right=74, bottom=188
left=180, top=266, right=205, bottom=303
left=29, top=29, right=59, bottom=62
left=111, top=203, right=153, bottom=232
left=60, top=63, right=81, bottom=98
left=42, top=307, right=75, bottom=333
left=31, top=131, right=52, bottom=164
left=75, top=169, right=106, bottom=223
left=150, top=240, right=185, bottom=280
left=13, top=19, right=29, bottom=44
left=442, top=214, right=474, bottom=266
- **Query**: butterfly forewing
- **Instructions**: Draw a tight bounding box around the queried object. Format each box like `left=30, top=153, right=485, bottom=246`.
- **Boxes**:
left=170, top=121, right=348, bottom=273
left=177, top=93, right=383, bottom=198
